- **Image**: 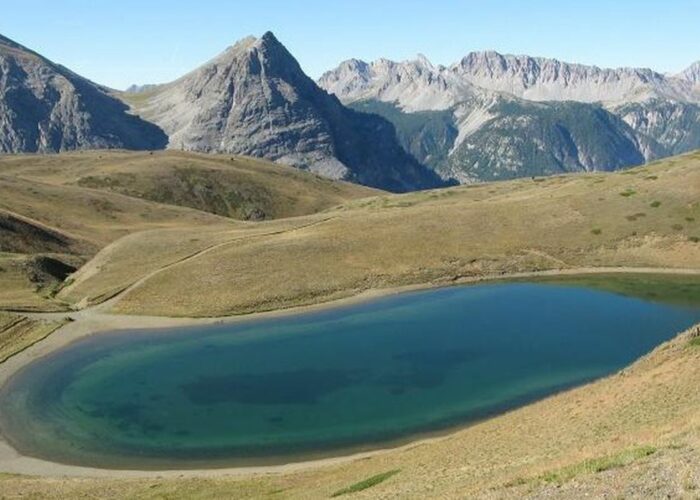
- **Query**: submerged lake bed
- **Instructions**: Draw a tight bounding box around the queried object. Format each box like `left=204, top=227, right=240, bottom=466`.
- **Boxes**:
left=1, top=277, right=700, bottom=469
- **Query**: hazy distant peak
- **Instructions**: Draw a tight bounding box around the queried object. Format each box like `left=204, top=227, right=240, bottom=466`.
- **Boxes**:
left=678, top=61, right=700, bottom=84
left=320, top=48, right=699, bottom=110
left=124, top=83, right=159, bottom=93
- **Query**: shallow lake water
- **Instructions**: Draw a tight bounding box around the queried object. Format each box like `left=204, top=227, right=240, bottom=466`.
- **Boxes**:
left=1, top=282, right=699, bottom=469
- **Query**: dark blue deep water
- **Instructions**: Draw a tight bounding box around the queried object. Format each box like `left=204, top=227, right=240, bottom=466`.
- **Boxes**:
left=1, top=282, right=699, bottom=469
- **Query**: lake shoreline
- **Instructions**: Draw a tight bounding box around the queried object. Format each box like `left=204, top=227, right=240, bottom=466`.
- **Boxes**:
left=0, top=265, right=699, bottom=479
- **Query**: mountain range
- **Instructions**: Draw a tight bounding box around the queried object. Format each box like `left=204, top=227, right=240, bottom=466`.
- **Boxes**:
left=319, top=52, right=700, bottom=182
left=1, top=30, right=699, bottom=188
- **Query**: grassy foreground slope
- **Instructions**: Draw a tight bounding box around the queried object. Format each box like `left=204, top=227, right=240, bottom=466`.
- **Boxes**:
left=1, top=325, right=699, bottom=498
left=63, top=151, right=700, bottom=316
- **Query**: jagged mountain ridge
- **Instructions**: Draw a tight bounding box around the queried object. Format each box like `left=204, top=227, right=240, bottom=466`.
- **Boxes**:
left=320, top=52, right=700, bottom=110
left=123, top=32, right=446, bottom=192
left=0, top=34, right=167, bottom=153
left=319, top=52, right=700, bottom=182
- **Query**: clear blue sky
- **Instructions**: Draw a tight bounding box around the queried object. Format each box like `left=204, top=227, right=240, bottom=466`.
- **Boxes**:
left=2, top=0, right=699, bottom=90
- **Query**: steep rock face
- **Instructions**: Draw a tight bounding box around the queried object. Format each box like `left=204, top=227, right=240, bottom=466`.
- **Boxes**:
left=320, top=51, right=700, bottom=182
left=450, top=51, right=692, bottom=103
left=131, top=33, right=445, bottom=192
left=0, top=34, right=167, bottom=153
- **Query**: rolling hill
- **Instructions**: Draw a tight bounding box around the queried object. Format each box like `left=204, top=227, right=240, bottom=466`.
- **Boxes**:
left=51, top=151, right=700, bottom=316
left=0, top=150, right=381, bottom=310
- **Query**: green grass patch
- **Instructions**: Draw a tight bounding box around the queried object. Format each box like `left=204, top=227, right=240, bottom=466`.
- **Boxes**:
left=686, top=217, right=696, bottom=222
left=524, top=273, right=700, bottom=308
left=539, top=446, right=656, bottom=485
left=591, top=228, right=602, bottom=235
left=650, top=200, right=662, bottom=208
left=689, top=336, right=700, bottom=347
left=690, top=236, right=700, bottom=243
left=645, top=175, right=659, bottom=180
left=331, top=470, right=400, bottom=497
left=619, top=189, right=637, bottom=197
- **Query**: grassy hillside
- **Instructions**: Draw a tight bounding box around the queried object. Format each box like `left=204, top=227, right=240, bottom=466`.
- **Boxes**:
left=1, top=323, right=699, bottom=498
left=59, top=151, right=700, bottom=316
left=0, top=312, right=67, bottom=363
left=0, top=150, right=378, bottom=311
left=0, top=150, right=380, bottom=221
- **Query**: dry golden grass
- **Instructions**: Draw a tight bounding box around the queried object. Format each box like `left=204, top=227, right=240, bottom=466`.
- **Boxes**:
left=0, top=150, right=380, bottom=221
left=0, top=312, right=67, bottom=363
left=0, top=254, right=73, bottom=312
left=61, top=151, right=700, bottom=316
left=0, top=171, right=227, bottom=251
left=0, top=150, right=377, bottom=311
left=1, top=324, right=699, bottom=498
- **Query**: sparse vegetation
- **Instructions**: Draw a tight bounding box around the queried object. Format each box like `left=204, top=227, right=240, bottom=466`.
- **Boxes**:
left=625, top=212, right=646, bottom=221
left=537, top=446, right=657, bottom=485
left=526, top=274, right=700, bottom=308
left=650, top=200, right=662, bottom=208
left=619, top=188, right=637, bottom=197
left=11, top=150, right=689, bottom=317
left=331, top=470, right=401, bottom=497
left=689, top=327, right=700, bottom=347
left=0, top=312, right=67, bottom=363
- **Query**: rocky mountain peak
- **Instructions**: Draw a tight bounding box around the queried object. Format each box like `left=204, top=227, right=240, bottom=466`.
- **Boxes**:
left=128, top=33, right=445, bottom=191
left=318, top=55, right=468, bottom=112
left=449, top=50, right=674, bottom=102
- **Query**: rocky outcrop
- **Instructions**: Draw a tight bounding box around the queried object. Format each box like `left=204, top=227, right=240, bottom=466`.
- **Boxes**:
left=0, top=34, right=167, bottom=153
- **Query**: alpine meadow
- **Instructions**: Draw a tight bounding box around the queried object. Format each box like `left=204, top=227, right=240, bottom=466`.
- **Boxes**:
left=0, top=3, right=699, bottom=498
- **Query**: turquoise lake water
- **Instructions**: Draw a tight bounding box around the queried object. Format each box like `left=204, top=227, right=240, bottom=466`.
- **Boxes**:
left=1, top=282, right=699, bottom=469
